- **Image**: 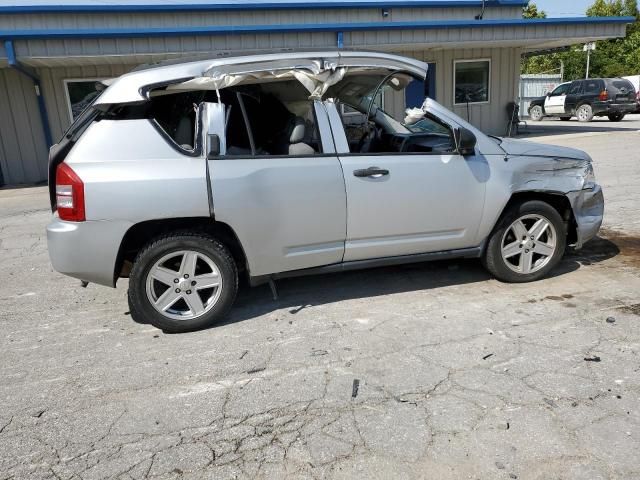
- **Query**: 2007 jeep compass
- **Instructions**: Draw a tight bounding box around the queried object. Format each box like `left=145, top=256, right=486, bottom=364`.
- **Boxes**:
left=47, top=51, right=604, bottom=332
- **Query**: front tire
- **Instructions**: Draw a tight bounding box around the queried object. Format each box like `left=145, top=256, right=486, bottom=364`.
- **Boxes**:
left=560, top=116, right=572, bottom=121
left=576, top=104, right=594, bottom=122
left=529, top=105, right=544, bottom=122
left=483, top=201, right=566, bottom=283
left=128, top=232, right=238, bottom=333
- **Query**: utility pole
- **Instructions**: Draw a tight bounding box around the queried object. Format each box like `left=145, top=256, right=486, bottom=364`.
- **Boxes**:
left=560, top=60, right=564, bottom=82
left=583, top=42, right=596, bottom=79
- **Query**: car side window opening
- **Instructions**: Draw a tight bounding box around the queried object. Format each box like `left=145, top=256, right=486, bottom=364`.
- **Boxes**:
left=112, top=72, right=455, bottom=157
left=135, top=80, right=324, bottom=157
left=569, top=82, right=583, bottom=95
left=550, top=84, right=569, bottom=96
left=328, top=71, right=455, bottom=155
left=107, top=90, right=211, bottom=152
left=584, top=80, right=603, bottom=95
left=229, top=82, right=323, bottom=157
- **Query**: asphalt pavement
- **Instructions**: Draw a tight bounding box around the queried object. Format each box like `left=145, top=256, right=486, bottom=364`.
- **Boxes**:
left=1, top=118, right=639, bottom=479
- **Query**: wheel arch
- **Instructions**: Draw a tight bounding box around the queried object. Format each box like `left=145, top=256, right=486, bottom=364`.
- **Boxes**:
left=574, top=100, right=593, bottom=113
left=114, top=217, right=249, bottom=285
left=529, top=103, right=545, bottom=114
left=494, top=191, right=578, bottom=248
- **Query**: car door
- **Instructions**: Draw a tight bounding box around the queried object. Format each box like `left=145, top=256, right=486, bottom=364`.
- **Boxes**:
left=206, top=99, right=347, bottom=277
left=544, top=83, right=570, bottom=115
left=323, top=101, right=487, bottom=262
left=564, top=81, right=584, bottom=114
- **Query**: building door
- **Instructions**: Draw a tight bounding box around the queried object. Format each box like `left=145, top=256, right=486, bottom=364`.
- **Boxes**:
left=405, top=63, right=436, bottom=108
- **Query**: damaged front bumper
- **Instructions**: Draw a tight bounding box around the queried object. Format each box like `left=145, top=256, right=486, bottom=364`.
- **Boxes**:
left=566, top=184, right=604, bottom=249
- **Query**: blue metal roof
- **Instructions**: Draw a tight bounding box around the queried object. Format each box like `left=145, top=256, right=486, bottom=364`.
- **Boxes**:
left=0, top=16, right=633, bottom=40
left=0, top=0, right=529, bottom=14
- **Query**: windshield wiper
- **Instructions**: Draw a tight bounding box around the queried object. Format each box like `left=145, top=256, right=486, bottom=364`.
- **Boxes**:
left=488, top=135, right=503, bottom=145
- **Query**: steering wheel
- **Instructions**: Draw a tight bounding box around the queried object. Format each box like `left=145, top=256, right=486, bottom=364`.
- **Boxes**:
left=356, top=123, right=382, bottom=153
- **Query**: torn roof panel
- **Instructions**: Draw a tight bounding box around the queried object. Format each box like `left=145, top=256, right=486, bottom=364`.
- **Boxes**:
left=94, top=50, right=429, bottom=106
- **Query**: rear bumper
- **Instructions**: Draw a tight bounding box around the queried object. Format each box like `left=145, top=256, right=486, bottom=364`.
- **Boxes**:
left=593, top=101, right=636, bottom=115
left=47, top=216, right=132, bottom=287
left=567, top=185, right=604, bottom=249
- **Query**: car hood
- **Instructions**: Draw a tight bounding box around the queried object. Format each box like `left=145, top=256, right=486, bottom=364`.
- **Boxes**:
left=497, top=137, right=591, bottom=162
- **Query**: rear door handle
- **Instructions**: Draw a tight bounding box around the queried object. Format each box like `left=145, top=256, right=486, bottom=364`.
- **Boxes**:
left=353, top=167, right=390, bottom=178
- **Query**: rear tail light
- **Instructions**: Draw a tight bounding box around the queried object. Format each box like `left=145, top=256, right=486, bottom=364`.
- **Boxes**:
left=599, top=90, right=609, bottom=101
left=55, top=163, right=85, bottom=222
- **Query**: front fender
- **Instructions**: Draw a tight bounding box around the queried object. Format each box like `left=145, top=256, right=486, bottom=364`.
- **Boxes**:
left=477, top=154, right=596, bottom=244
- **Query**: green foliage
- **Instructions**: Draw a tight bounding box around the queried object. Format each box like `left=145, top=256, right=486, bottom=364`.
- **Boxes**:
left=522, top=0, right=640, bottom=80
left=586, top=0, right=638, bottom=16
left=523, top=2, right=547, bottom=18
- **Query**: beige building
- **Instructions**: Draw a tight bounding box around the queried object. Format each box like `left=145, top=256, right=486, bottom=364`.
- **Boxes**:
left=0, top=0, right=633, bottom=185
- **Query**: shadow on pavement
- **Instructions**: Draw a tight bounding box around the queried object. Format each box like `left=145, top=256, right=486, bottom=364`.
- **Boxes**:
left=222, top=235, right=621, bottom=326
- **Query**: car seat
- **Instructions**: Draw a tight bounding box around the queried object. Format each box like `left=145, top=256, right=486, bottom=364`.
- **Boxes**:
left=288, top=117, right=315, bottom=156
left=175, top=115, right=195, bottom=149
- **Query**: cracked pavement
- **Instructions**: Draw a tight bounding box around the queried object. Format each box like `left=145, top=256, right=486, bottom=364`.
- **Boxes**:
left=1, top=121, right=640, bottom=479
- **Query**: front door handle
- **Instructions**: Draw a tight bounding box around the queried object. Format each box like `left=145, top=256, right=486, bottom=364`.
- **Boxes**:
left=353, top=167, right=390, bottom=178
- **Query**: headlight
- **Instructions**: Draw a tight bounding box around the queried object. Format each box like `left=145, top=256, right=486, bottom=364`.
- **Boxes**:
left=583, top=163, right=597, bottom=190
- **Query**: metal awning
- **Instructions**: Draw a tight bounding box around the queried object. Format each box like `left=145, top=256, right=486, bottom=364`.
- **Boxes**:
left=0, top=0, right=528, bottom=14
left=0, top=16, right=633, bottom=68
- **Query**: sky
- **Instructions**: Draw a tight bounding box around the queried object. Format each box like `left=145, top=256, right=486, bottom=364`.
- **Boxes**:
left=535, top=0, right=634, bottom=17
left=534, top=0, right=592, bottom=17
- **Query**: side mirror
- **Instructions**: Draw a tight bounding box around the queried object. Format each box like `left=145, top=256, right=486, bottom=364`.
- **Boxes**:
left=454, top=127, right=477, bottom=156
left=207, top=134, right=220, bottom=159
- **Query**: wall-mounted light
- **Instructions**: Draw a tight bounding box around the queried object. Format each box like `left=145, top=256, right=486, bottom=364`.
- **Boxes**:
left=475, top=0, right=486, bottom=20
left=382, top=8, right=390, bottom=18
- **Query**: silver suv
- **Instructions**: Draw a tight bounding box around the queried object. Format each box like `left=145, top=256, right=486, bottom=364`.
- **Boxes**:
left=47, top=51, right=604, bottom=332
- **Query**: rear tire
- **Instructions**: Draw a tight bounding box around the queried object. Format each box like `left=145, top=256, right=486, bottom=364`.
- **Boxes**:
left=128, top=232, right=238, bottom=333
left=608, top=113, right=625, bottom=122
left=576, top=104, right=594, bottom=122
left=560, top=116, right=572, bottom=121
left=529, top=106, right=544, bottom=122
left=483, top=200, right=567, bottom=283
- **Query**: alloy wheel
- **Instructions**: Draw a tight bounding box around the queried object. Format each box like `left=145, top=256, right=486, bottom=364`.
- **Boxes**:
left=577, top=105, right=591, bottom=122
left=145, top=250, right=223, bottom=320
left=530, top=106, right=543, bottom=121
left=500, top=214, right=557, bottom=275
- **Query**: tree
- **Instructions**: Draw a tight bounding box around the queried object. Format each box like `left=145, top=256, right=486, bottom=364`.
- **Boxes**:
left=521, top=3, right=556, bottom=76
left=523, top=2, right=547, bottom=19
left=586, top=0, right=638, bottom=16
left=522, top=0, right=640, bottom=80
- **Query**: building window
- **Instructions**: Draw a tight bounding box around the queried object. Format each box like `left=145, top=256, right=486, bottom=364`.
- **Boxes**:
left=64, top=79, right=106, bottom=121
left=454, top=60, right=491, bottom=105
